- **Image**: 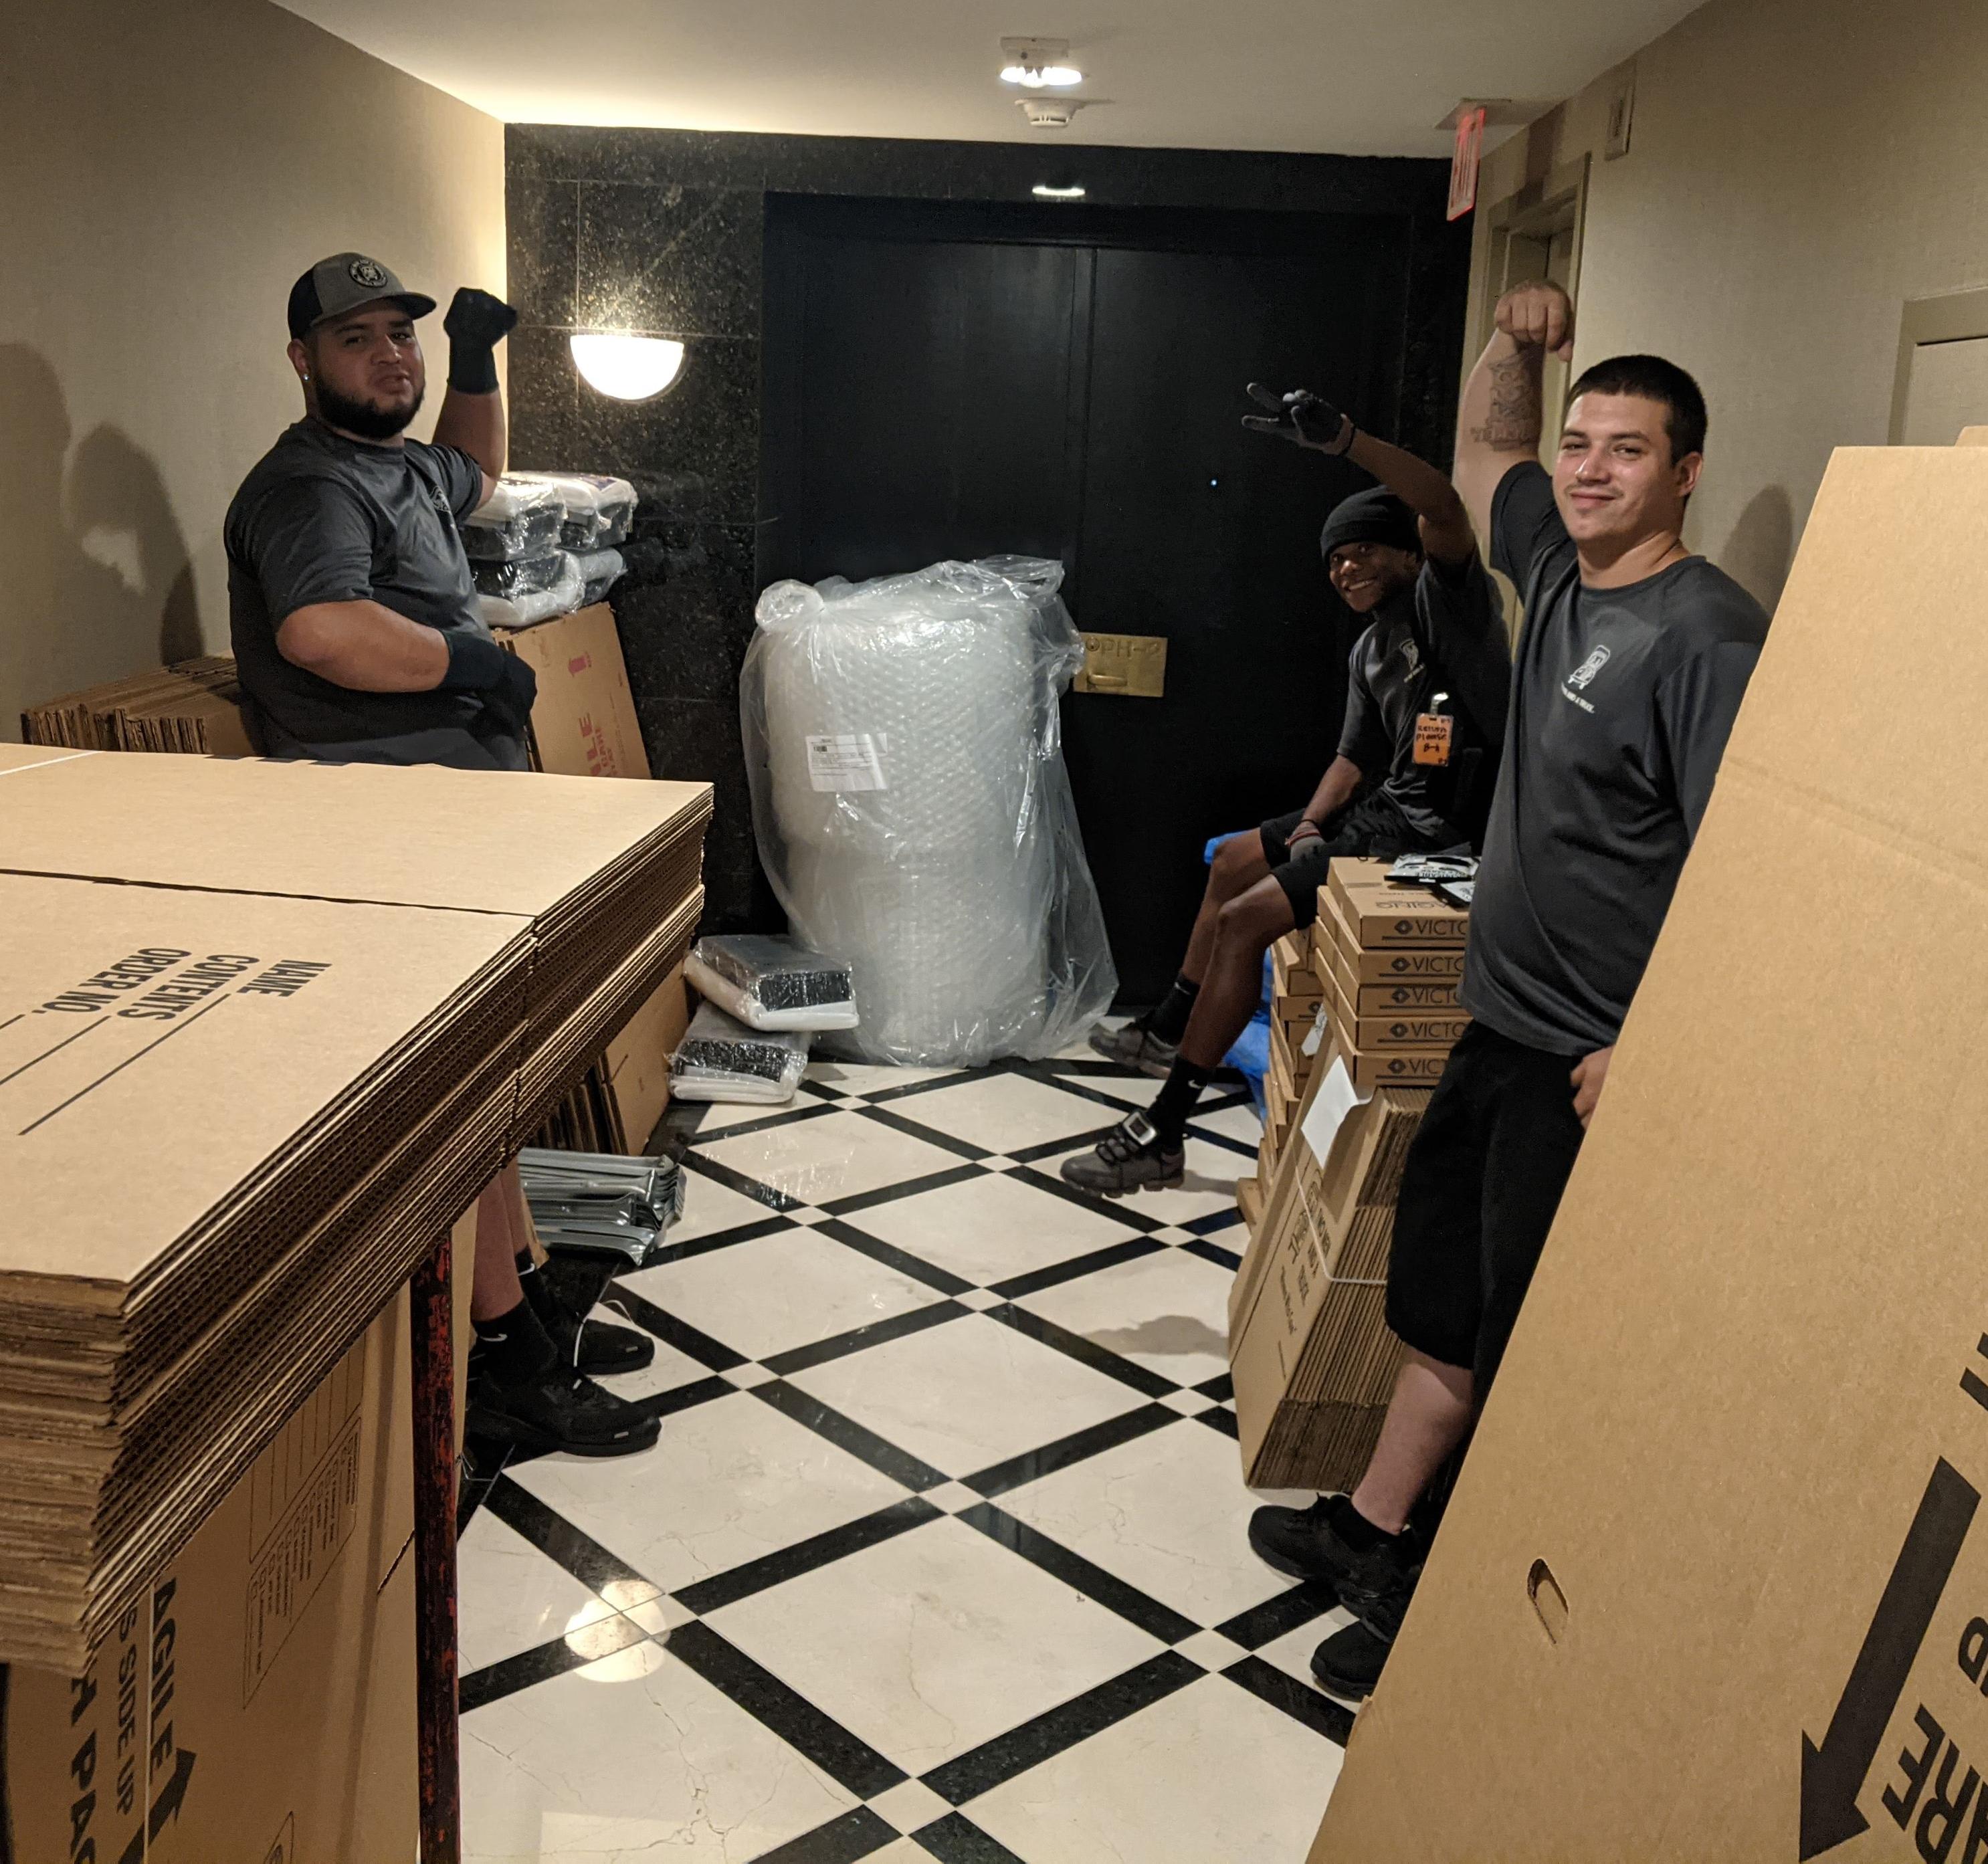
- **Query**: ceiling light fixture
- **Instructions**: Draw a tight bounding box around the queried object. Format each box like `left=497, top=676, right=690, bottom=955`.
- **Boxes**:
left=999, top=36, right=1082, bottom=88
left=1032, top=183, right=1086, bottom=200
left=569, top=332, right=685, bottom=401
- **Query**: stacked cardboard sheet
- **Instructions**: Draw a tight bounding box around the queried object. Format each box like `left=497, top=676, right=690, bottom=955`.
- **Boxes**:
left=1229, top=1050, right=1431, bottom=1492
left=1314, top=859, right=1469, bottom=1090
left=21, top=657, right=253, bottom=755
left=1255, top=930, right=1326, bottom=1197
left=0, top=749, right=708, bottom=1667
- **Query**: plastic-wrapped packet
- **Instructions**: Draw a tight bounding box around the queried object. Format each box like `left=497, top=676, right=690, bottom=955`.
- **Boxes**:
left=477, top=552, right=586, bottom=631
left=508, top=472, right=639, bottom=549
left=460, top=478, right=564, bottom=561
left=517, top=1149, right=684, bottom=1268
left=569, top=546, right=626, bottom=607
left=686, top=934, right=859, bottom=1031
left=741, top=554, right=1116, bottom=1065
left=670, top=1002, right=810, bottom=1104
left=474, top=554, right=567, bottom=598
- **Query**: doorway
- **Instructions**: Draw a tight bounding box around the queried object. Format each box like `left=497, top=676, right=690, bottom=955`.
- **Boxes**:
left=762, top=194, right=1446, bottom=1003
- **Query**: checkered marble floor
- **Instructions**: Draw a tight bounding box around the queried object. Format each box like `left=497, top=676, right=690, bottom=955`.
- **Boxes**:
left=458, top=1045, right=1357, bottom=1863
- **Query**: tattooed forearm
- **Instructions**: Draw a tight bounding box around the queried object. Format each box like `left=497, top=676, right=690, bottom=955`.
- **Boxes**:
left=1469, top=348, right=1544, bottom=452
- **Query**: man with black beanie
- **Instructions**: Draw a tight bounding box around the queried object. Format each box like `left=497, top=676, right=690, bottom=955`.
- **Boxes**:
left=225, top=252, right=660, bottom=1459
left=1069, top=395, right=1509, bottom=1195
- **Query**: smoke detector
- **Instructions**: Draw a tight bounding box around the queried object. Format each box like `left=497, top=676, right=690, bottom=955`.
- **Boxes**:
left=1018, top=96, right=1087, bottom=128
left=1000, top=36, right=1082, bottom=88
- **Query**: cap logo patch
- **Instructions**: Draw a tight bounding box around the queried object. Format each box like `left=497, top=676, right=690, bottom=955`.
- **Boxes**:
left=348, top=257, right=389, bottom=289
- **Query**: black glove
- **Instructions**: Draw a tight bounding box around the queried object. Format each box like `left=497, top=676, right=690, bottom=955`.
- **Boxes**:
left=439, top=629, right=538, bottom=736
left=1242, top=382, right=1355, bottom=453
left=443, top=288, right=519, bottom=395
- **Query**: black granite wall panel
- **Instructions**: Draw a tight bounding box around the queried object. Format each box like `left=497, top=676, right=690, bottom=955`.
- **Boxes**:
left=505, top=124, right=1471, bottom=932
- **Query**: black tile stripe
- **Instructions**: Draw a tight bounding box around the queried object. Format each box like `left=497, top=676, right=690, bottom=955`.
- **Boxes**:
left=667, top=1619, right=908, bottom=1799
left=957, top=1502, right=1199, bottom=1645
left=480, top=1473, right=659, bottom=1601
left=964, top=1403, right=1177, bottom=1499
left=849, top=1069, right=973, bottom=1108
left=676, top=1497, right=942, bottom=1615
left=987, top=1236, right=1165, bottom=1302
left=760, top=1298, right=969, bottom=1378
left=688, top=1100, right=846, bottom=1145
left=822, top=1159, right=991, bottom=1219
left=632, top=1372, right=738, bottom=1423
left=628, top=1211, right=795, bottom=1267
left=1222, top=1653, right=1355, bottom=1746
left=813, top=1217, right=975, bottom=1298
left=1194, top=1372, right=1235, bottom=1401
left=1000, top=1163, right=1165, bottom=1234
left=1004, top=1124, right=1124, bottom=1166
left=1213, top=1581, right=1340, bottom=1652
left=753, top=1378, right=952, bottom=1491
left=604, top=1282, right=750, bottom=1370
left=1196, top=1407, right=1241, bottom=1440
left=854, top=1100, right=992, bottom=1162
left=1004, top=1065, right=1149, bottom=1118
left=752, top=1806, right=900, bottom=1864
left=458, top=1611, right=651, bottom=1714
left=680, top=1146, right=805, bottom=1213
left=912, top=1813, right=1030, bottom=1862
left=1181, top=1208, right=1246, bottom=1238
left=984, top=1302, right=1178, bottom=1398
left=920, top=1651, right=1202, bottom=1805
left=1184, top=1124, right=1262, bottom=1162
left=1183, top=1238, right=1244, bottom=1272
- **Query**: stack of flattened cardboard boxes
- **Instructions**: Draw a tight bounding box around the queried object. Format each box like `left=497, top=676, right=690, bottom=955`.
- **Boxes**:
left=1248, top=932, right=1328, bottom=1225
left=1315, top=859, right=1470, bottom=1089
left=21, top=657, right=254, bottom=756
left=0, top=746, right=709, bottom=1857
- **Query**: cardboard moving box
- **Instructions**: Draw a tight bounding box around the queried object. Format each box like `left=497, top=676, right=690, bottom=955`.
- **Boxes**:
left=1313, top=444, right=1988, bottom=1860
left=502, top=602, right=650, bottom=783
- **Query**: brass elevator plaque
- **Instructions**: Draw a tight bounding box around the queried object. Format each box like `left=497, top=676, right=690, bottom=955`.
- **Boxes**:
left=1073, top=633, right=1168, bottom=698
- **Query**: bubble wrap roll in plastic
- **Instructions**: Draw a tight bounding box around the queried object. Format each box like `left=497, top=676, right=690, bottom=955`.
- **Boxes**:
left=742, top=556, right=1115, bottom=1065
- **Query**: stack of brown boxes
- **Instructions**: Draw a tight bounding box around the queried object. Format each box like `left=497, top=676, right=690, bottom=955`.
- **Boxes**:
left=1315, top=858, right=1470, bottom=1089
left=1245, top=931, right=1327, bottom=1225
left=22, top=657, right=254, bottom=755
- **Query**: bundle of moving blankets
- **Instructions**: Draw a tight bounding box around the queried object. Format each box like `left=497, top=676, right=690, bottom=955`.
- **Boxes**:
left=466, top=472, right=638, bottom=629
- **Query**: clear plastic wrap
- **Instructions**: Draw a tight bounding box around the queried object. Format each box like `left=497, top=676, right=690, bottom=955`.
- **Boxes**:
left=686, top=934, right=859, bottom=1032
left=670, top=1002, right=811, bottom=1104
left=742, top=554, right=1116, bottom=1066
left=507, top=472, right=639, bottom=549
left=476, top=552, right=587, bottom=631
left=569, top=546, right=626, bottom=607
left=474, top=554, right=567, bottom=598
left=460, top=478, right=565, bottom=561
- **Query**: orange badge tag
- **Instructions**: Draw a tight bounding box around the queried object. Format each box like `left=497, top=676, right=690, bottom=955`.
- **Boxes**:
left=1413, top=714, right=1455, bottom=766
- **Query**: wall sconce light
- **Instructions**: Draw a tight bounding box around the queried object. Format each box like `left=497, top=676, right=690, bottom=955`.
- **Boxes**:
left=570, top=333, right=686, bottom=401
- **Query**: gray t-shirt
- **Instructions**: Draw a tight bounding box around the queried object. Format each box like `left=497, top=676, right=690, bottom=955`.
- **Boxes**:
left=1462, top=461, right=1769, bottom=1054
left=1336, top=554, right=1510, bottom=845
left=225, top=419, right=524, bottom=769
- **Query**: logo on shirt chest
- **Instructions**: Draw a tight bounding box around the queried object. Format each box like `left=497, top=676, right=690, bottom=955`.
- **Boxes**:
left=1561, top=644, right=1611, bottom=714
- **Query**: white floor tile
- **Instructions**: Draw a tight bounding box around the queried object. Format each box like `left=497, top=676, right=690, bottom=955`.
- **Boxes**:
left=619, top=1227, right=940, bottom=1360
left=509, top=1389, right=911, bottom=1594
left=886, top=1071, right=1117, bottom=1153
left=1038, top=1135, right=1246, bottom=1224
left=697, top=1110, right=965, bottom=1205
left=997, top=1419, right=1292, bottom=1628
left=1017, top=1246, right=1234, bottom=1385
left=967, top=1673, right=1343, bottom=1864
left=843, top=1169, right=1142, bottom=1287
left=671, top=1169, right=785, bottom=1241
left=806, top=1059, right=961, bottom=1096
left=868, top=1777, right=956, bottom=1834
left=1046, top=1061, right=1162, bottom=1108
left=458, top=1510, right=618, bottom=1675
left=789, top=1312, right=1147, bottom=1477
left=688, top=1096, right=805, bottom=1134
left=462, top=1646, right=859, bottom=1863
left=707, top=1515, right=1163, bottom=1775
left=1192, top=1100, right=1264, bottom=1144
left=586, top=1323, right=719, bottom=1404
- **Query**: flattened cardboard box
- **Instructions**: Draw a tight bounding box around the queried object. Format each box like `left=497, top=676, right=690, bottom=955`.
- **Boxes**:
left=1325, top=865, right=1468, bottom=948
left=603, top=964, right=690, bottom=1153
left=504, top=603, right=652, bottom=782
left=1314, top=445, right=1988, bottom=1862
left=1316, top=895, right=1468, bottom=982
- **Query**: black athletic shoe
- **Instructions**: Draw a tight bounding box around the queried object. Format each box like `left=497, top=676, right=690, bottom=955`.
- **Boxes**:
left=466, top=1368, right=661, bottom=1458
left=524, top=1264, right=657, bottom=1376
left=1087, top=1019, right=1181, bottom=1079
left=1060, top=1112, right=1185, bottom=1196
left=1310, top=1615, right=1394, bottom=1701
left=1248, top=1493, right=1417, bottom=1596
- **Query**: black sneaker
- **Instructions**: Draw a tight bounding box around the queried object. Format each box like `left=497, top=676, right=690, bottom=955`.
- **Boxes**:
left=1248, top=1493, right=1416, bottom=1596
left=524, top=1265, right=657, bottom=1376
left=467, top=1368, right=661, bottom=1458
left=1311, top=1559, right=1417, bottom=1700
left=1060, top=1112, right=1185, bottom=1196
left=1087, top=1019, right=1181, bottom=1079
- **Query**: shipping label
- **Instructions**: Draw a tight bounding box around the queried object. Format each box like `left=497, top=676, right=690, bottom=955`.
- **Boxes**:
left=805, top=733, right=888, bottom=793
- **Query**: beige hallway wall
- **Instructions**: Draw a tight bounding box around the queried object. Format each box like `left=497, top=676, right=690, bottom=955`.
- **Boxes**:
left=1472, top=0, right=1988, bottom=609
left=0, top=0, right=504, bottom=740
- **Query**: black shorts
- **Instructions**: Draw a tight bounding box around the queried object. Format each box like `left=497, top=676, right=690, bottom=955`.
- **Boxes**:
left=1384, top=1021, right=1587, bottom=1390
left=1257, top=795, right=1442, bottom=924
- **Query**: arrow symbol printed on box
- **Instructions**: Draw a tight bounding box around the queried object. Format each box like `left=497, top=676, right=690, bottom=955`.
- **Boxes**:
left=1800, top=1459, right=1977, bottom=1859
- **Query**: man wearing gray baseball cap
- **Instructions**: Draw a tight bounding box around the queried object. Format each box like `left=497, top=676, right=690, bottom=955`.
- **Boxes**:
left=224, top=253, right=664, bottom=1462
left=225, top=251, right=534, bottom=771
